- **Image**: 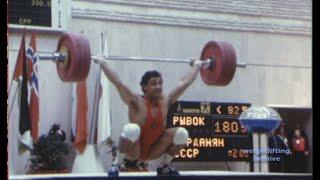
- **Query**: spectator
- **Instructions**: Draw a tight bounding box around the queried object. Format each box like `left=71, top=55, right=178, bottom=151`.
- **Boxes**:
left=268, top=124, right=290, bottom=172
left=289, top=126, right=309, bottom=173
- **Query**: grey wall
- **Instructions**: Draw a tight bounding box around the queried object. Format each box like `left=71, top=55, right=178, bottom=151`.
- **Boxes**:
left=8, top=0, right=311, bottom=174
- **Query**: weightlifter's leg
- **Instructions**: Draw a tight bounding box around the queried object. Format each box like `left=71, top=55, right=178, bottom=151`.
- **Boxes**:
left=108, top=123, right=141, bottom=176
left=146, top=127, right=189, bottom=175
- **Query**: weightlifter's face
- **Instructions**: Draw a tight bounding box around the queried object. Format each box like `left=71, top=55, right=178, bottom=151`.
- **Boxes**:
left=143, top=77, right=163, bottom=97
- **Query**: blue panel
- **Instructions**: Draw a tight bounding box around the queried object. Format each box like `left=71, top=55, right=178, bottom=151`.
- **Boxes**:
left=239, top=119, right=281, bottom=133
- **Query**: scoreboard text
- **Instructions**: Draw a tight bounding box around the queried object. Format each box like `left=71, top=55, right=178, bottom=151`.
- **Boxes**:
left=9, top=0, right=52, bottom=27
left=167, top=101, right=253, bottom=162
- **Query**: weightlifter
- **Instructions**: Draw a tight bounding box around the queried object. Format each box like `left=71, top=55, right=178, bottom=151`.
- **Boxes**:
left=94, top=57, right=211, bottom=176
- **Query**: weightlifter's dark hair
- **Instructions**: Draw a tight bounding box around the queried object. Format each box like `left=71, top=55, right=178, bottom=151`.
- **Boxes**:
left=140, top=70, right=162, bottom=93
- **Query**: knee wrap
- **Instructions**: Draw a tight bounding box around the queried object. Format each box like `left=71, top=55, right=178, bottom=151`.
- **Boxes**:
left=120, top=123, right=141, bottom=142
left=173, top=127, right=189, bottom=145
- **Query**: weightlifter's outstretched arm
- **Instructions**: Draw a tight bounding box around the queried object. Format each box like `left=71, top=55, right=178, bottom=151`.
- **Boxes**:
left=167, top=60, right=207, bottom=104
left=94, top=58, right=138, bottom=105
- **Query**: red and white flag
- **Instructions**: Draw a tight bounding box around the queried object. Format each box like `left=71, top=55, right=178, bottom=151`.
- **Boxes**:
left=26, top=32, right=40, bottom=141
left=96, top=71, right=111, bottom=153
left=12, top=34, right=33, bottom=82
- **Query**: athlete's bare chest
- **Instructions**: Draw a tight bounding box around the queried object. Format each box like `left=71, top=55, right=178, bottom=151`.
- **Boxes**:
left=128, top=99, right=169, bottom=127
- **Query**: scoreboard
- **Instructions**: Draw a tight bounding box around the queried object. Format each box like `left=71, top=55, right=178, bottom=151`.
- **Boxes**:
left=167, top=101, right=253, bottom=162
left=8, top=0, right=52, bottom=27
left=8, top=0, right=67, bottom=30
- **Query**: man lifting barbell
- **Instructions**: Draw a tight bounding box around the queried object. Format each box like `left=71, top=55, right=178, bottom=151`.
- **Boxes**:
left=31, top=32, right=241, bottom=176
left=93, top=57, right=211, bottom=176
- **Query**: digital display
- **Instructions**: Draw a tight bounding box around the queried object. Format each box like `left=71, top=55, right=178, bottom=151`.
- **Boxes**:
left=8, top=0, right=52, bottom=27
left=167, top=101, right=253, bottom=161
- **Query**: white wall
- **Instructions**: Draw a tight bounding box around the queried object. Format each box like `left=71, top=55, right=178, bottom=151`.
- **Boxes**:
left=8, top=32, right=74, bottom=174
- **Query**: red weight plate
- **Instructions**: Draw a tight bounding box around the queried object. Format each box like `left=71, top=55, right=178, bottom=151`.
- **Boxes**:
left=56, top=33, right=81, bottom=81
left=65, top=33, right=91, bottom=81
left=67, top=34, right=85, bottom=81
left=56, top=36, right=71, bottom=81
left=219, top=42, right=237, bottom=85
left=56, top=33, right=91, bottom=82
left=75, top=34, right=91, bottom=81
left=200, top=41, right=236, bottom=86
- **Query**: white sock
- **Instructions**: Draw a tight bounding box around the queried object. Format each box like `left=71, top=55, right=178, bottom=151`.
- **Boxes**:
left=113, top=151, right=125, bottom=166
left=158, top=153, right=174, bottom=167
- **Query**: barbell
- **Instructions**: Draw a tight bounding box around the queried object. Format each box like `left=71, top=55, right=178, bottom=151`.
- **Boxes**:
left=38, top=32, right=246, bottom=86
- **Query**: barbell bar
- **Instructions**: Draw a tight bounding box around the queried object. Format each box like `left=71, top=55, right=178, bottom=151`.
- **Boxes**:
left=37, top=32, right=246, bottom=86
left=40, top=52, right=247, bottom=67
left=92, top=56, right=246, bottom=67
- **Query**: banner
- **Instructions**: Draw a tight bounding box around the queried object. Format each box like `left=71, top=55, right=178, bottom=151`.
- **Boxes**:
left=71, top=81, right=88, bottom=153
left=16, top=33, right=33, bottom=154
left=26, top=32, right=39, bottom=140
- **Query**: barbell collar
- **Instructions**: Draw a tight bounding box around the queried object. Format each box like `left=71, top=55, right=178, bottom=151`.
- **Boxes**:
left=236, top=61, right=247, bottom=68
left=38, top=53, right=66, bottom=62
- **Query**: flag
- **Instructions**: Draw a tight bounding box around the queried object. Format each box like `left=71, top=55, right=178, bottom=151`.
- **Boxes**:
left=71, top=81, right=88, bottom=153
left=96, top=32, right=112, bottom=154
left=13, top=36, right=32, bottom=81
left=8, top=30, right=27, bottom=120
left=70, top=81, right=102, bottom=173
left=96, top=71, right=111, bottom=154
left=26, top=32, right=40, bottom=141
left=12, top=37, right=24, bottom=81
left=17, top=33, right=33, bottom=155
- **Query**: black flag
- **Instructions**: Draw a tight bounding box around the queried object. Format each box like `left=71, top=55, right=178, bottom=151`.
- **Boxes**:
left=18, top=33, right=32, bottom=154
